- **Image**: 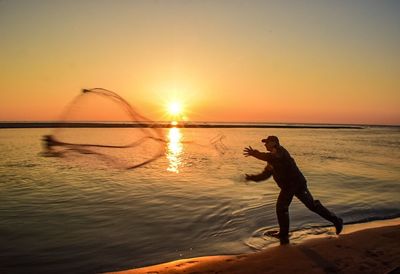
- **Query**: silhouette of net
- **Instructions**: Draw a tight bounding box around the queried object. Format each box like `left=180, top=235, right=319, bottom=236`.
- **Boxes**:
left=42, top=88, right=166, bottom=169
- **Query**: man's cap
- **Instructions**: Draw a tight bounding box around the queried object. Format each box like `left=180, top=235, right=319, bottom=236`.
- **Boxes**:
left=262, top=135, right=279, bottom=144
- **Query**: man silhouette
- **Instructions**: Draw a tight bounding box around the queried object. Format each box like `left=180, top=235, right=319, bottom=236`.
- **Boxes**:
left=243, top=135, right=343, bottom=244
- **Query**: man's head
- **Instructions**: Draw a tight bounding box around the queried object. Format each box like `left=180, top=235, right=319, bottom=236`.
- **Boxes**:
left=262, top=135, right=280, bottom=151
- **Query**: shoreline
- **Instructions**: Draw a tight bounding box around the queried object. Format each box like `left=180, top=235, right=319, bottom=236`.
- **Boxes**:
left=108, top=218, right=400, bottom=274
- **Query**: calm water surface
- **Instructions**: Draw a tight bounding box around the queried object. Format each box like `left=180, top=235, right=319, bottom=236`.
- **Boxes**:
left=0, top=127, right=399, bottom=273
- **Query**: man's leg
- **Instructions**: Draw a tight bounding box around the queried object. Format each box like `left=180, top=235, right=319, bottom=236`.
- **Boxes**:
left=275, top=189, right=294, bottom=244
left=295, top=187, right=343, bottom=234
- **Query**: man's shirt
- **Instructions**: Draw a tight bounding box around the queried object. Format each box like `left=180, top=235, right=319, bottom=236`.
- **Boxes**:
left=251, top=146, right=307, bottom=190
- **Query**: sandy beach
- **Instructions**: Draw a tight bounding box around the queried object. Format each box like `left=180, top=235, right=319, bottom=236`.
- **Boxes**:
left=108, top=218, right=400, bottom=274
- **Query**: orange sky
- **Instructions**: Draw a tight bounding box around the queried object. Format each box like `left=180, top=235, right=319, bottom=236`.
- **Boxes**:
left=0, top=1, right=399, bottom=125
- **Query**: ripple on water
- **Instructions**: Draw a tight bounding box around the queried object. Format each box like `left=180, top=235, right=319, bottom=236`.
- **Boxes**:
left=245, top=225, right=337, bottom=251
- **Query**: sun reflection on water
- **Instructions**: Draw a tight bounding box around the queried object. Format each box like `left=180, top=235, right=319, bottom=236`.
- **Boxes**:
left=166, top=127, right=183, bottom=173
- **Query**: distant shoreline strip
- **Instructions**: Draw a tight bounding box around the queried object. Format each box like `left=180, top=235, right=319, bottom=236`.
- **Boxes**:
left=0, top=122, right=365, bottom=129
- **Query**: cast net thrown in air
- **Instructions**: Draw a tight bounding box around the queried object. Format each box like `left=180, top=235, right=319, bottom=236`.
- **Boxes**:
left=42, top=88, right=166, bottom=169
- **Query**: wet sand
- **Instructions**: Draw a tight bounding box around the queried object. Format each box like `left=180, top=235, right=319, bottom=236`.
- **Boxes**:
left=108, top=218, right=400, bottom=274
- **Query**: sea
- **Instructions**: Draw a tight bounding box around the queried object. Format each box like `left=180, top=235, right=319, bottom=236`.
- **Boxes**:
left=1, top=125, right=399, bottom=273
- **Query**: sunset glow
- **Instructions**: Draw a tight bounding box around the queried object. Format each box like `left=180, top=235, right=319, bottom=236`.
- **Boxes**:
left=0, top=1, right=399, bottom=125
left=165, top=100, right=186, bottom=125
left=167, top=102, right=183, bottom=116
left=166, top=127, right=183, bottom=173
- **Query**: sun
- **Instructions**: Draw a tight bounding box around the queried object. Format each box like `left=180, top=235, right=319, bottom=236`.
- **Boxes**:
left=167, top=101, right=183, bottom=116
left=165, top=101, right=186, bottom=125
left=162, top=98, right=189, bottom=125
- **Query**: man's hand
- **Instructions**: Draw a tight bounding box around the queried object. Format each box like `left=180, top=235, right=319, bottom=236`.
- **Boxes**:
left=243, top=146, right=259, bottom=157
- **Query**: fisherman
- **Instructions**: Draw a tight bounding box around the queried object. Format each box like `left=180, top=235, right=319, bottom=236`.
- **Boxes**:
left=243, top=135, right=343, bottom=244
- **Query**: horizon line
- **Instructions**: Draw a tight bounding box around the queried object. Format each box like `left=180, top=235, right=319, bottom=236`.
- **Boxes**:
left=1, top=121, right=398, bottom=129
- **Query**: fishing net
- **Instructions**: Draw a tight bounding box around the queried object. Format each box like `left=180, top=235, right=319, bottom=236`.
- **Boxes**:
left=42, top=88, right=228, bottom=170
left=42, top=88, right=166, bottom=169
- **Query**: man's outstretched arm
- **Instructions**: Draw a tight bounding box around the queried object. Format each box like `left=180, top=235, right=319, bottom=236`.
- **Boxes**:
left=245, top=166, right=273, bottom=182
left=243, top=146, right=270, bottom=161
